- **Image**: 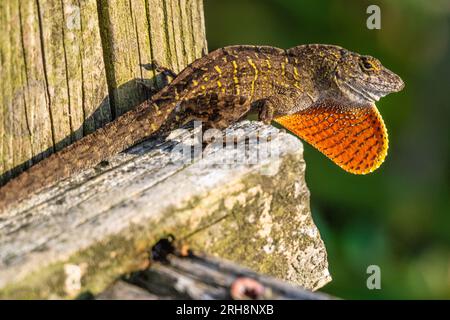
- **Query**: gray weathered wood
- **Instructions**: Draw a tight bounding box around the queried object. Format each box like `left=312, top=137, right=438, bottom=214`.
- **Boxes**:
left=0, top=121, right=331, bottom=299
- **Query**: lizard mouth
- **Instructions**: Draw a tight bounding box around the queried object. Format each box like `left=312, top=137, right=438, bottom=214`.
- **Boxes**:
left=341, top=80, right=383, bottom=103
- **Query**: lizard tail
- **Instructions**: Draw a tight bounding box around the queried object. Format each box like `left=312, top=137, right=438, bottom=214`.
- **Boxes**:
left=0, top=98, right=175, bottom=214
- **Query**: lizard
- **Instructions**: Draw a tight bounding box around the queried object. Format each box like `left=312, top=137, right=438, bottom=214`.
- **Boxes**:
left=0, top=44, right=404, bottom=213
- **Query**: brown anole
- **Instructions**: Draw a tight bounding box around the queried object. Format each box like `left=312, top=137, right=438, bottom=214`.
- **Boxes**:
left=0, top=44, right=404, bottom=212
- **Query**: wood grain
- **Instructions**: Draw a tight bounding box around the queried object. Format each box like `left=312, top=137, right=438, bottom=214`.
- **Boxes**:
left=0, top=0, right=207, bottom=184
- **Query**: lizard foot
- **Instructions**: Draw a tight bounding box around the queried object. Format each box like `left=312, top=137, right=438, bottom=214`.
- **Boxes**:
left=257, top=98, right=276, bottom=125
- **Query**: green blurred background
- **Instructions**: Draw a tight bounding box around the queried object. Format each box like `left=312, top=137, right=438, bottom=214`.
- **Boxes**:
left=204, top=0, right=450, bottom=299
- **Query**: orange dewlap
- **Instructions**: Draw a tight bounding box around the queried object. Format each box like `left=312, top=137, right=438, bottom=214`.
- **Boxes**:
left=274, top=101, right=388, bottom=174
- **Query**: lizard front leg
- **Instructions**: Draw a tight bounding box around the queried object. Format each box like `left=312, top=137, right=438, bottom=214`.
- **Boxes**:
left=256, top=96, right=291, bottom=124
left=184, top=93, right=252, bottom=131
left=257, top=99, right=275, bottom=125
left=256, top=92, right=307, bottom=124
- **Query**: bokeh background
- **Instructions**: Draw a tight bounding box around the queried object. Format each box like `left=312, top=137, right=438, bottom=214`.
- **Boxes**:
left=204, top=0, right=450, bottom=299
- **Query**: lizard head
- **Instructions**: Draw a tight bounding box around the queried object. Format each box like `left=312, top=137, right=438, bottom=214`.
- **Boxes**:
left=332, top=49, right=404, bottom=104
left=279, top=45, right=405, bottom=175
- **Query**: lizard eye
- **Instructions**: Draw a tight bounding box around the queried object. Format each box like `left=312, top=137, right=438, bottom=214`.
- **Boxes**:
left=360, top=57, right=375, bottom=71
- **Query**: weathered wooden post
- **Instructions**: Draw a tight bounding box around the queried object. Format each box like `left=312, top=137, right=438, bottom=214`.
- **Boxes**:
left=0, top=0, right=207, bottom=184
left=0, top=1, right=331, bottom=299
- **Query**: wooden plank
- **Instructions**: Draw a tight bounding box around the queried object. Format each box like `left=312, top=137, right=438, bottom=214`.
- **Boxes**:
left=0, top=2, right=14, bottom=182
left=7, top=0, right=29, bottom=176
left=97, top=0, right=143, bottom=118
left=18, top=0, right=54, bottom=165
left=0, top=1, right=38, bottom=179
left=166, top=0, right=183, bottom=73
left=11, top=1, right=23, bottom=171
left=0, top=2, right=6, bottom=185
left=60, top=0, right=83, bottom=142
left=190, top=0, right=207, bottom=58
left=78, top=0, right=111, bottom=133
left=147, top=0, right=173, bottom=88
left=0, top=122, right=330, bottom=299
left=179, top=0, right=195, bottom=64
left=37, top=0, right=72, bottom=151
left=129, top=0, right=156, bottom=94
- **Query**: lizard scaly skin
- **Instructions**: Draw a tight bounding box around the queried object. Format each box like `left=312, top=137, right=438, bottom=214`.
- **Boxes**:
left=0, top=45, right=404, bottom=213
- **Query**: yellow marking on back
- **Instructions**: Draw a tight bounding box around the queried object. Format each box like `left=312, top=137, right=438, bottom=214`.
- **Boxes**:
left=265, top=59, right=272, bottom=69
left=232, top=60, right=238, bottom=72
left=214, top=65, right=222, bottom=75
left=247, top=58, right=259, bottom=96
left=232, top=60, right=240, bottom=95
left=294, top=82, right=302, bottom=90
left=293, top=67, right=300, bottom=80
left=277, top=81, right=289, bottom=88
left=281, top=62, right=286, bottom=76
left=192, top=79, right=199, bottom=86
left=154, top=104, right=163, bottom=116
left=203, top=76, right=209, bottom=82
left=217, top=80, right=225, bottom=93
left=330, top=51, right=340, bottom=59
